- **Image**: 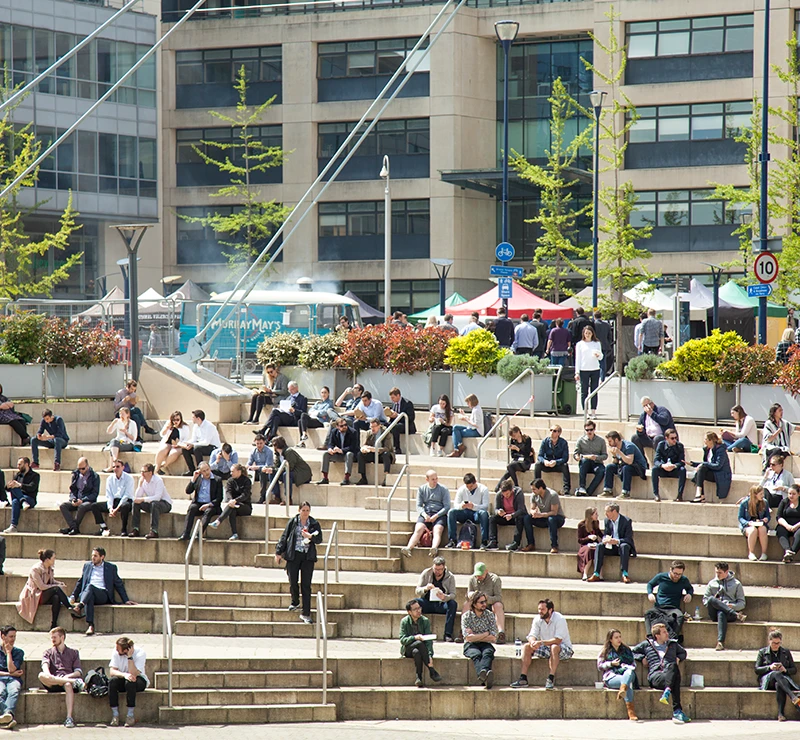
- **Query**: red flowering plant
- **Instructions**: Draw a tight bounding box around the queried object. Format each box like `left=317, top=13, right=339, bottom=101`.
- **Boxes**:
left=384, top=326, right=450, bottom=374
left=334, top=324, right=392, bottom=377
left=777, top=346, right=800, bottom=397
left=711, top=344, right=779, bottom=390
left=41, top=318, right=118, bottom=368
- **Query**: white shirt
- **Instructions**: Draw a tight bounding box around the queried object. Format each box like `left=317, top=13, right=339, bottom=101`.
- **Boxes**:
left=528, top=611, right=572, bottom=649
left=110, top=418, right=137, bottom=443
left=161, top=423, right=191, bottom=445
left=574, top=340, right=603, bottom=373
left=460, top=406, right=485, bottom=436
left=105, top=471, right=135, bottom=508
left=191, top=419, right=221, bottom=448
left=735, top=415, right=757, bottom=443
left=135, top=474, right=173, bottom=505
left=89, top=563, right=105, bottom=589
left=109, top=646, right=149, bottom=687
left=454, top=483, right=490, bottom=512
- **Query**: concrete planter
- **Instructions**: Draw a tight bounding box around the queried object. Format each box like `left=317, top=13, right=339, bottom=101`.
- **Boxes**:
left=628, top=379, right=735, bottom=423
left=355, top=369, right=430, bottom=405
left=47, top=364, right=126, bottom=399
left=281, top=366, right=349, bottom=400
left=739, top=384, right=800, bottom=424
left=0, top=364, right=45, bottom=399
left=452, top=372, right=556, bottom=413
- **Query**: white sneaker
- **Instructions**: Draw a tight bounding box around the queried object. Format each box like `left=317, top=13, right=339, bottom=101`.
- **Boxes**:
left=759, top=553, right=768, bottom=561
left=429, top=447, right=436, bottom=457
left=2, top=526, right=16, bottom=534
left=0, top=711, right=13, bottom=725
left=748, top=552, right=757, bottom=561
left=209, top=520, right=220, bottom=529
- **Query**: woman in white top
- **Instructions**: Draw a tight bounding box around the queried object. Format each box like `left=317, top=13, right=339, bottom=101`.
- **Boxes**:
left=761, top=453, right=795, bottom=509
left=762, top=403, right=799, bottom=470
left=427, top=395, right=454, bottom=457
left=154, top=410, right=191, bottom=475
left=104, top=408, right=137, bottom=472
left=724, top=405, right=757, bottom=453
left=108, top=636, right=148, bottom=727
left=574, top=324, right=603, bottom=418
left=448, top=394, right=485, bottom=458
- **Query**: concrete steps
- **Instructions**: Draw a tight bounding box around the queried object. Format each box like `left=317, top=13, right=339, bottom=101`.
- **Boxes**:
left=187, top=591, right=345, bottom=609
left=153, top=670, right=333, bottom=690
left=174, top=619, right=337, bottom=637
left=158, top=703, right=337, bottom=725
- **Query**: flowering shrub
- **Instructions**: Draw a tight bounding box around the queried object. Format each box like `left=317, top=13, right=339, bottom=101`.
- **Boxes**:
left=1, top=312, right=46, bottom=363
left=334, top=325, right=392, bottom=376
left=255, top=331, right=305, bottom=367
left=657, top=330, right=746, bottom=382
left=298, top=331, right=347, bottom=370
left=711, top=344, right=778, bottom=389
left=40, top=319, right=117, bottom=368
left=777, top=346, right=800, bottom=397
left=444, top=329, right=508, bottom=378
left=385, top=327, right=450, bottom=373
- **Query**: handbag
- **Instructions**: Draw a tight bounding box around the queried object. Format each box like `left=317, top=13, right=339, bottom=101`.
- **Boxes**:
left=19, top=412, right=32, bottom=424
left=422, top=423, right=435, bottom=446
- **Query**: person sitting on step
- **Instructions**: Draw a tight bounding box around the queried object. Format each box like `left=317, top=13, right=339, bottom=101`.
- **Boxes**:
left=464, top=562, right=505, bottom=644
left=597, top=628, right=639, bottom=721
left=461, top=590, right=498, bottom=689
left=270, top=437, right=312, bottom=505
left=573, top=421, right=607, bottom=497
left=30, top=408, right=69, bottom=472
left=489, top=479, right=529, bottom=552
left=523, top=478, right=565, bottom=554
left=128, top=464, right=172, bottom=540
left=209, top=464, right=253, bottom=541
left=496, top=426, right=534, bottom=491
left=446, top=473, right=490, bottom=549
left=58, top=458, right=100, bottom=536
left=38, top=627, right=83, bottom=729
left=209, top=443, right=238, bottom=481
left=401, top=470, right=450, bottom=558
left=247, top=434, right=275, bottom=504
left=755, top=628, right=800, bottom=721
left=689, top=431, right=732, bottom=503
left=702, top=561, right=746, bottom=651
left=644, top=560, right=693, bottom=641
left=414, top=556, right=457, bottom=643
left=317, top=418, right=358, bottom=487
left=297, top=386, right=335, bottom=447
left=448, top=394, right=484, bottom=458
left=179, top=461, right=223, bottom=541
left=738, top=484, right=771, bottom=562
left=355, top=418, right=394, bottom=487
left=651, top=428, right=686, bottom=502
left=534, top=425, right=571, bottom=496
left=600, top=431, right=647, bottom=500
left=633, top=623, right=690, bottom=724
left=2, top=457, right=39, bottom=534
left=108, top=636, right=148, bottom=727
left=587, top=503, right=636, bottom=584
left=510, top=598, right=573, bottom=690
left=399, top=599, right=442, bottom=687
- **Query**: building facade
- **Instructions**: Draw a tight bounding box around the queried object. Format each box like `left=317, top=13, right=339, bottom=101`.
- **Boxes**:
left=158, top=0, right=794, bottom=312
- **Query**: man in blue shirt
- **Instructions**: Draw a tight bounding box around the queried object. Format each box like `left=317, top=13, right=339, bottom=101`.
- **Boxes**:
left=0, top=625, right=23, bottom=728
left=179, top=461, right=223, bottom=540
left=511, top=314, right=538, bottom=355
left=247, top=434, right=275, bottom=504
left=31, top=409, right=69, bottom=472
left=601, top=431, right=647, bottom=499
left=533, top=425, right=571, bottom=495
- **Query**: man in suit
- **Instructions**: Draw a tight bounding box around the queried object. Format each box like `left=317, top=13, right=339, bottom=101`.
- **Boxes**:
left=257, top=381, right=307, bottom=441
left=569, top=307, right=593, bottom=348
left=179, top=461, right=223, bottom=541
left=530, top=311, right=548, bottom=358
left=70, top=548, right=137, bottom=636
left=593, top=311, right=613, bottom=379
left=386, top=386, right=416, bottom=454
left=651, top=428, right=686, bottom=502
left=588, top=503, right=636, bottom=584
left=58, top=457, right=101, bottom=535
left=632, top=396, right=675, bottom=455
left=316, top=418, right=359, bottom=486
left=492, top=307, right=515, bottom=349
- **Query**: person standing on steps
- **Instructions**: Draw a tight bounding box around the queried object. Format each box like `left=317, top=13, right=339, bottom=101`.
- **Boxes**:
left=461, top=591, right=498, bottom=689
left=755, top=628, right=800, bottom=721
left=275, top=502, right=322, bottom=625
left=399, top=599, right=442, bottom=687
left=574, top=324, right=602, bottom=418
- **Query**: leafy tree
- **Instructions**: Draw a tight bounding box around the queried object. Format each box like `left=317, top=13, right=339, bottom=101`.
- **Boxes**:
left=179, top=66, right=289, bottom=273
left=0, top=80, right=81, bottom=298
left=512, top=78, right=592, bottom=302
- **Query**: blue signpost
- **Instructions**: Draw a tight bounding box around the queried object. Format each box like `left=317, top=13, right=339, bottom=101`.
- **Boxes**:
left=747, top=283, right=773, bottom=298
left=495, top=242, right=515, bottom=262
left=498, top=277, right=513, bottom=299
left=490, top=265, right=524, bottom=278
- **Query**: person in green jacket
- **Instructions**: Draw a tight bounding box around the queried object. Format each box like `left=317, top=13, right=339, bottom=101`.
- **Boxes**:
left=400, top=599, right=443, bottom=687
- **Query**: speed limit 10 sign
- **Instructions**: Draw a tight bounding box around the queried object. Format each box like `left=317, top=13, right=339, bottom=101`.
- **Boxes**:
left=754, top=251, right=779, bottom=284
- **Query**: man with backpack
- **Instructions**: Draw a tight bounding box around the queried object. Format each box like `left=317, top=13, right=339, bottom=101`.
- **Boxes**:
left=446, top=473, right=489, bottom=550
left=464, top=563, right=505, bottom=644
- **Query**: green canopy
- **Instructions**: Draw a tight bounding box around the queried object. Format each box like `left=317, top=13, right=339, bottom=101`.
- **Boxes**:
left=408, top=292, right=467, bottom=323
left=719, top=281, right=785, bottom=317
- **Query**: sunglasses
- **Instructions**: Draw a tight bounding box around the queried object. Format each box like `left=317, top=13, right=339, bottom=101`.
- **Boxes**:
left=78, top=466, right=87, bottom=472
left=668, top=436, right=678, bottom=441
left=771, top=462, right=782, bottom=467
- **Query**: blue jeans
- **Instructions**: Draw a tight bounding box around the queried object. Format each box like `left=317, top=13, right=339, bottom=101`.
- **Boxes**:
left=447, top=508, right=489, bottom=543
left=579, top=459, right=605, bottom=495
left=0, top=677, right=20, bottom=716
left=706, top=597, right=738, bottom=643
left=550, top=354, right=568, bottom=367
left=419, top=598, right=457, bottom=640
left=604, top=462, right=645, bottom=493
left=452, top=426, right=480, bottom=448
left=726, top=437, right=752, bottom=452
left=31, top=436, right=68, bottom=464
left=523, top=513, right=565, bottom=549
left=604, top=668, right=638, bottom=702
left=10, top=491, right=35, bottom=526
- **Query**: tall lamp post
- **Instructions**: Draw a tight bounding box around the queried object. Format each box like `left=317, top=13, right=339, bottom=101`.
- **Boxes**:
left=758, top=0, right=771, bottom=344
left=495, top=19, right=519, bottom=313
left=111, top=223, right=156, bottom=381
left=589, top=89, right=607, bottom=311
left=380, top=155, right=391, bottom=320
left=431, top=258, right=454, bottom=317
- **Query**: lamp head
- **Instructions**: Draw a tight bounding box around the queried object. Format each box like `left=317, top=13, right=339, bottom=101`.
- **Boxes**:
left=589, top=90, right=607, bottom=110
left=379, top=155, right=390, bottom=179
left=495, top=20, right=519, bottom=44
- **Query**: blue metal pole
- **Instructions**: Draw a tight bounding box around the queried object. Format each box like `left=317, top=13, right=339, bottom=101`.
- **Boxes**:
left=501, top=39, right=511, bottom=312
left=758, top=0, right=770, bottom=344
left=592, top=105, right=601, bottom=310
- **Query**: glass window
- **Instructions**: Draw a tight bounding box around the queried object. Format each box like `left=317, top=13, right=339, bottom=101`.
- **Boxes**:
left=691, top=200, right=723, bottom=225
left=118, top=135, right=137, bottom=179
left=628, top=34, right=656, bottom=58
left=627, top=14, right=753, bottom=59
left=691, top=28, right=724, bottom=54
left=658, top=196, right=689, bottom=226
left=658, top=117, right=689, bottom=141
left=692, top=114, right=723, bottom=139
left=629, top=118, right=656, bottom=143
left=725, top=26, right=754, bottom=52
left=318, top=38, right=428, bottom=79
left=139, top=138, right=157, bottom=180
left=659, top=32, right=689, bottom=56
left=77, top=131, right=96, bottom=174
left=634, top=190, right=737, bottom=228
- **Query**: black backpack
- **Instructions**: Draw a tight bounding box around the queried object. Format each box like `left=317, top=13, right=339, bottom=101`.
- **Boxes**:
left=85, top=667, right=109, bottom=697
left=457, top=520, right=478, bottom=549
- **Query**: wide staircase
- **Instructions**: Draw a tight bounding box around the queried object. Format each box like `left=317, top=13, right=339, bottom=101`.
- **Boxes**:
left=0, top=393, right=798, bottom=724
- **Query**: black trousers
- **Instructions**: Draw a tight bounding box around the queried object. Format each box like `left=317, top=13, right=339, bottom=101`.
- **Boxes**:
left=254, top=470, right=272, bottom=503
left=247, top=394, right=269, bottom=423
left=488, top=514, right=524, bottom=545
left=109, top=675, right=147, bottom=709
left=182, top=502, right=221, bottom=539
left=40, top=587, right=70, bottom=629
left=217, top=503, right=252, bottom=536
left=533, top=461, right=571, bottom=494
left=498, top=460, right=531, bottom=489
left=260, top=410, right=296, bottom=439
left=593, top=542, right=632, bottom=574
left=298, top=413, right=324, bottom=436
left=768, top=672, right=800, bottom=715
left=4, top=420, right=28, bottom=442
left=182, top=445, right=217, bottom=474
left=286, top=550, right=315, bottom=617
left=90, top=499, right=126, bottom=531
left=59, top=500, right=97, bottom=532
left=777, top=525, right=800, bottom=553
left=391, top=421, right=409, bottom=453
left=404, top=640, right=430, bottom=679
left=648, top=663, right=681, bottom=711
left=357, top=451, right=393, bottom=479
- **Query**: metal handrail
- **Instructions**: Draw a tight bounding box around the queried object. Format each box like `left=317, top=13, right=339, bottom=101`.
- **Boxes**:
left=582, top=371, right=619, bottom=424
left=263, top=459, right=290, bottom=553
left=549, top=364, right=564, bottom=415
left=374, top=412, right=409, bottom=497
left=315, top=591, right=328, bottom=705
left=476, top=415, right=509, bottom=486
left=162, top=591, right=173, bottom=708
left=322, top=522, right=339, bottom=619
left=496, top=368, right=537, bottom=421
left=183, top=519, right=204, bottom=621
left=385, top=463, right=411, bottom=557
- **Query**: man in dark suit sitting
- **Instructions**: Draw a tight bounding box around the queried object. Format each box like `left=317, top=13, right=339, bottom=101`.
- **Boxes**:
left=386, top=386, right=416, bottom=455
left=179, top=461, right=223, bottom=541
left=588, top=503, right=636, bottom=584
left=631, top=396, right=675, bottom=455
left=70, top=547, right=137, bottom=635
left=257, top=381, right=308, bottom=442
left=316, top=418, right=359, bottom=486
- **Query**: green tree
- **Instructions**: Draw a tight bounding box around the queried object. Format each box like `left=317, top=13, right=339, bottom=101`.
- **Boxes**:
left=179, top=66, right=289, bottom=273
left=512, top=78, right=592, bottom=302
left=0, top=81, right=81, bottom=298
left=582, top=6, right=653, bottom=369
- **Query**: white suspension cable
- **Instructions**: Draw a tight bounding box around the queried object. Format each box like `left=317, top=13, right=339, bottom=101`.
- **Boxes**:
left=190, top=0, right=465, bottom=355
left=0, top=0, right=143, bottom=114
left=0, top=0, right=209, bottom=202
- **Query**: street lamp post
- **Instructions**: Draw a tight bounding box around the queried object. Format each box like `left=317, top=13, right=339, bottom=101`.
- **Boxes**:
left=589, top=89, right=607, bottom=311
left=758, top=0, right=771, bottom=344
left=111, top=224, right=156, bottom=381
left=495, top=19, right=519, bottom=314
left=380, top=156, right=391, bottom=320
left=431, top=258, right=454, bottom=317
